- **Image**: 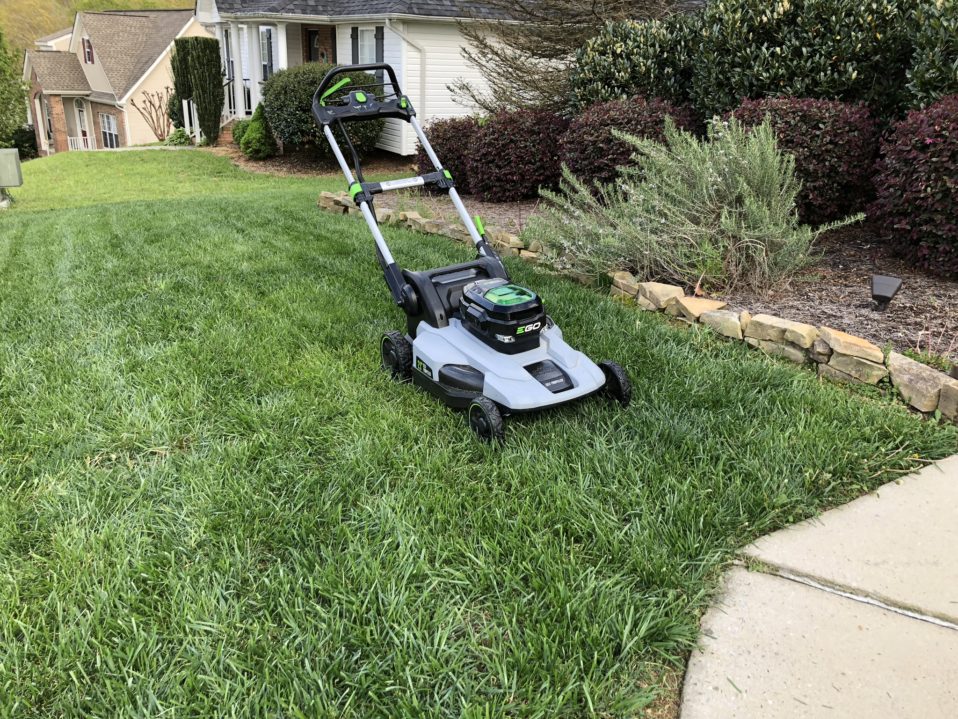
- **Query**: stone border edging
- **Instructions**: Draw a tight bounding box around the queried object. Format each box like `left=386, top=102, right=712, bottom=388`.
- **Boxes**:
left=316, top=190, right=957, bottom=423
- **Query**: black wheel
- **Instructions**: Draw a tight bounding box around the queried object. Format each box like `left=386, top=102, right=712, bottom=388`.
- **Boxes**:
left=467, top=396, right=505, bottom=445
left=381, top=331, right=412, bottom=381
left=599, top=361, right=632, bottom=408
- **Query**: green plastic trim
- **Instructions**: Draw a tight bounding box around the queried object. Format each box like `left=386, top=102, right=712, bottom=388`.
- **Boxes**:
left=400, top=97, right=408, bottom=108
left=473, top=215, right=485, bottom=236
left=355, top=91, right=367, bottom=103
left=349, top=182, right=362, bottom=199
left=320, top=77, right=351, bottom=105
left=443, top=169, right=452, bottom=180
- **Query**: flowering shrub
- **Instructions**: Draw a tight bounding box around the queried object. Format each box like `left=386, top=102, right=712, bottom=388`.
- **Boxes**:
left=466, top=109, right=568, bottom=202
left=870, top=95, right=958, bottom=278
left=559, top=97, right=696, bottom=187
left=416, top=116, right=480, bottom=194
left=730, top=97, right=878, bottom=223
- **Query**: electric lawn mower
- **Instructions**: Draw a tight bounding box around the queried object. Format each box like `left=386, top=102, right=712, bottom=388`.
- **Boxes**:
left=312, top=64, right=631, bottom=443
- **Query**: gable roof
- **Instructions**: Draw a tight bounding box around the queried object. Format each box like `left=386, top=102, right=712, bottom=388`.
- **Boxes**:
left=78, top=10, right=195, bottom=98
left=213, top=0, right=512, bottom=20
left=26, top=50, right=91, bottom=93
left=35, top=27, right=73, bottom=45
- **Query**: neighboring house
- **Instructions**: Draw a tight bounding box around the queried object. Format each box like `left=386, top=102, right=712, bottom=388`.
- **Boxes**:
left=23, top=10, right=211, bottom=155
left=195, top=0, right=507, bottom=155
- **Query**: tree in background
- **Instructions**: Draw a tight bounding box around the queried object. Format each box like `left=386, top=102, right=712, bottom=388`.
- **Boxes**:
left=187, top=38, right=225, bottom=144
left=452, top=0, right=674, bottom=112
left=0, top=28, right=26, bottom=147
left=131, top=87, right=174, bottom=141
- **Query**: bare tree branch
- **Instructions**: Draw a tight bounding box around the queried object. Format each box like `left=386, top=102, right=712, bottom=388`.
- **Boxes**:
left=131, top=87, right=174, bottom=141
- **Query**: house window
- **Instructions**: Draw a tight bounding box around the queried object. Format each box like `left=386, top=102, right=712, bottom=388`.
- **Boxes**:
left=358, top=28, right=376, bottom=64
left=82, top=38, right=94, bottom=64
left=99, top=113, right=119, bottom=149
left=260, top=27, right=274, bottom=80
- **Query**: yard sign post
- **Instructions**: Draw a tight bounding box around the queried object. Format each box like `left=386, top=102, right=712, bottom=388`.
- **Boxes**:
left=0, top=149, right=23, bottom=209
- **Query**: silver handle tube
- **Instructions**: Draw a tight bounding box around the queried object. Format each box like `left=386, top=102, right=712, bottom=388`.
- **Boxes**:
left=323, top=125, right=396, bottom=266
left=409, top=115, right=488, bottom=251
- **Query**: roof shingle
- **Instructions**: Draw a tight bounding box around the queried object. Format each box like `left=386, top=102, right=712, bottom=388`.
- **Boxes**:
left=215, top=0, right=513, bottom=20
left=26, top=51, right=90, bottom=92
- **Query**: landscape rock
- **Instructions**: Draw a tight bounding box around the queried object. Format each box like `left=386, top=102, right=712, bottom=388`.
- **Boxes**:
left=739, top=311, right=751, bottom=334
left=755, top=339, right=807, bottom=364
left=422, top=219, right=445, bottom=234
left=699, top=310, right=743, bottom=340
left=527, top=239, right=544, bottom=253
left=745, top=314, right=817, bottom=348
left=676, top=296, right=727, bottom=321
left=609, top=286, right=634, bottom=303
left=886, top=352, right=950, bottom=413
left=636, top=295, right=657, bottom=311
left=490, top=230, right=524, bottom=249
left=376, top=208, right=396, bottom=224
left=818, top=327, right=884, bottom=364
left=570, top=272, right=596, bottom=287
left=810, top=337, right=833, bottom=364
left=637, top=282, right=684, bottom=310
left=611, top=270, right=639, bottom=296
left=664, top=299, right=685, bottom=317
left=819, top=363, right=858, bottom=384
left=519, top=250, right=540, bottom=263
left=399, top=210, right=423, bottom=223
left=939, top=380, right=958, bottom=420
left=745, top=337, right=759, bottom=348
left=829, top=353, right=888, bottom=384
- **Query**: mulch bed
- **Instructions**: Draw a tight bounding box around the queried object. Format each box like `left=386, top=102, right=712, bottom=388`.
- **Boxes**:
left=207, top=141, right=957, bottom=364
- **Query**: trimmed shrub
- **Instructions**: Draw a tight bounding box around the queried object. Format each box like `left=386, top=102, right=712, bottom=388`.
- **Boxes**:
left=466, top=109, right=568, bottom=202
left=186, top=37, right=225, bottom=145
left=870, top=95, right=958, bottom=278
left=8, top=125, right=37, bottom=159
left=908, top=0, right=958, bottom=107
left=571, top=14, right=701, bottom=110
left=231, top=118, right=250, bottom=146
left=526, top=118, right=859, bottom=292
left=416, top=116, right=480, bottom=194
left=240, top=105, right=277, bottom=160
left=559, top=96, right=696, bottom=187
left=730, top=97, right=878, bottom=223
left=262, top=63, right=383, bottom=156
left=163, top=127, right=191, bottom=146
left=169, top=39, right=193, bottom=129
left=692, top=0, right=918, bottom=118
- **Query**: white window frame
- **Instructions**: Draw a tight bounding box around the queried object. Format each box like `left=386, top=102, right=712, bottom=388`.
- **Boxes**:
left=83, top=37, right=94, bottom=64
left=357, top=27, right=376, bottom=64
left=99, top=112, right=119, bottom=149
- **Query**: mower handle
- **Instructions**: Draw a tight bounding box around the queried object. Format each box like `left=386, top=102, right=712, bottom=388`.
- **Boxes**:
left=312, top=63, right=402, bottom=106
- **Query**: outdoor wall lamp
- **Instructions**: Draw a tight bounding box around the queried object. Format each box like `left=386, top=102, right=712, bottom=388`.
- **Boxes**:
left=871, top=274, right=902, bottom=312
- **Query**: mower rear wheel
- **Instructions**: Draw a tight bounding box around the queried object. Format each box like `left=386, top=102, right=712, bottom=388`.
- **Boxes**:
left=599, top=361, right=632, bottom=408
left=468, top=396, right=505, bottom=444
left=381, top=331, right=412, bottom=381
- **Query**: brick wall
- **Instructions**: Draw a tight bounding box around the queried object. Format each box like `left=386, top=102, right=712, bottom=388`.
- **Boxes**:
left=90, top=102, right=126, bottom=149
left=301, top=25, right=335, bottom=64
left=47, top=96, right=69, bottom=154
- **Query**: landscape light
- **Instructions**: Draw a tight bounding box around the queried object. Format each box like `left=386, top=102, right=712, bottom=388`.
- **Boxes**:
left=871, top=274, right=902, bottom=312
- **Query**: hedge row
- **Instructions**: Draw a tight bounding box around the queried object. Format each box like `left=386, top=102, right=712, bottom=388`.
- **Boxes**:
left=571, top=0, right=949, bottom=120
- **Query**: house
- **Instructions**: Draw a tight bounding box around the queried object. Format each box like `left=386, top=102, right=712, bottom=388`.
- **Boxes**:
left=195, top=0, right=508, bottom=155
left=23, top=10, right=212, bottom=155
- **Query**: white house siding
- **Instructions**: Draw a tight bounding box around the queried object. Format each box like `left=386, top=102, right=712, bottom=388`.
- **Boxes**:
left=401, top=19, right=489, bottom=155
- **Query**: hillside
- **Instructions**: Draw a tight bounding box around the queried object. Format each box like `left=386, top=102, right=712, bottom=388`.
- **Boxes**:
left=1, top=0, right=192, bottom=53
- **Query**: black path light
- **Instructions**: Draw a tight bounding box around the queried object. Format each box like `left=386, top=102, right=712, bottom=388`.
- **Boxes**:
left=871, top=274, right=902, bottom=311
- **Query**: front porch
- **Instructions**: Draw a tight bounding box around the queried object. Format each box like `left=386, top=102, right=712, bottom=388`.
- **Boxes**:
left=214, top=21, right=340, bottom=119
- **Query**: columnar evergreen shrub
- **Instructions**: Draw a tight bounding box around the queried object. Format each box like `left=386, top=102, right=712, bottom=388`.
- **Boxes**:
left=262, top=63, right=383, bottom=156
left=570, top=14, right=701, bottom=109
left=169, top=39, right=193, bottom=128
left=240, top=105, right=277, bottom=160
left=730, top=97, right=878, bottom=222
left=870, top=95, right=958, bottom=278
left=466, top=109, right=568, bottom=202
left=416, top=116, right=480, bottom=194
left=526, top=119, right=858, bottom=291
left=186, top=37, right=225, bottom=145
left=908, top=0, right=958, bottom=107
left=559, top=96, right=696, bottom=187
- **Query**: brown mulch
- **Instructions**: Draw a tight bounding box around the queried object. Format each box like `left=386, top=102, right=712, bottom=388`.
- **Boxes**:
left=206, top=139, right=957, bottom=363
left=718, top=223, right=958, bottom=365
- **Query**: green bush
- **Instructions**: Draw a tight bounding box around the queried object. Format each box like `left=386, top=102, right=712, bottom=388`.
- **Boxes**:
left=570, top=14, right=701, bottom=110
left=559, top=96, right=696, bottom=188
left=163, top=127, right=192, bottom=146
left=262, top=63, right=383, bottom=156
left=231, top=118, right=251, bottom=146
left=730, top=97, right=878, bottom=223
left=7, top=125, right=37, bottom=159
left=908, top=0, right=958, bottom=107
left=186, top=37, right=225, bottom=145
left=526, top=118, right=859, bottom=291
left=240, top=105, right=277, bottom=160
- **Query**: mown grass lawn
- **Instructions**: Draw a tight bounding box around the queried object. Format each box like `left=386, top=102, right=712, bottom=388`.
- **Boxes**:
left=1, top=151, right=955, bottom=716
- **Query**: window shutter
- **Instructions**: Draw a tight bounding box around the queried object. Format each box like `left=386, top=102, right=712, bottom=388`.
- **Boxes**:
left=374, top=26, right=384, bottom=83
left=350, top=27, right=359, bottom=64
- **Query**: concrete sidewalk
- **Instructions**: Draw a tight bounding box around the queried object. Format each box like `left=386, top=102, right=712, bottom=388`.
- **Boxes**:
left=681, top=454, right=958, bottom=718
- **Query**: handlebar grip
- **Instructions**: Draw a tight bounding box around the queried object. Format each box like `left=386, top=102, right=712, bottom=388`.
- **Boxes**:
left=312, top=63, right=402, bottom=107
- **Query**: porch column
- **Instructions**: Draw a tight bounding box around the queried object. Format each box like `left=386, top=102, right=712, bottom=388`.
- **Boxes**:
left=228, top=21, right=245, bottom=116
left=248, top=23, right=262, bottom=109
left=275, top=23, right=288, bottom=71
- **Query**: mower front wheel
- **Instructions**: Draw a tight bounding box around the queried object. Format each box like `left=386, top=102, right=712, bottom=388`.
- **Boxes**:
left=599, top=361, right=632, bottom=408
left=468, top=396, right=505, bottom=445
left=381, top=331, right=412, bottom=381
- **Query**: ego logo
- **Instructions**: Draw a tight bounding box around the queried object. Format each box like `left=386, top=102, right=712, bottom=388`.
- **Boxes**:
left=415, top=357, right=433, bottom=378
left=516, top=321, right=542, bottom=336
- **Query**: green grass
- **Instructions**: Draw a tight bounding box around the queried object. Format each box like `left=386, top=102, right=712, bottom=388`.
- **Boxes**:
left=1, top=152, right=955, bottom=716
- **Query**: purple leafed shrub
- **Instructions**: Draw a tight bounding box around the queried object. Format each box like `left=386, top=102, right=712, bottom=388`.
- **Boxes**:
left=416, top=116, right=480, bottom=194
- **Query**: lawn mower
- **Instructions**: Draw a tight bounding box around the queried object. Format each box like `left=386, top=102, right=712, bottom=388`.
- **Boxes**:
left=311, top=64, right=631, bottom=443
